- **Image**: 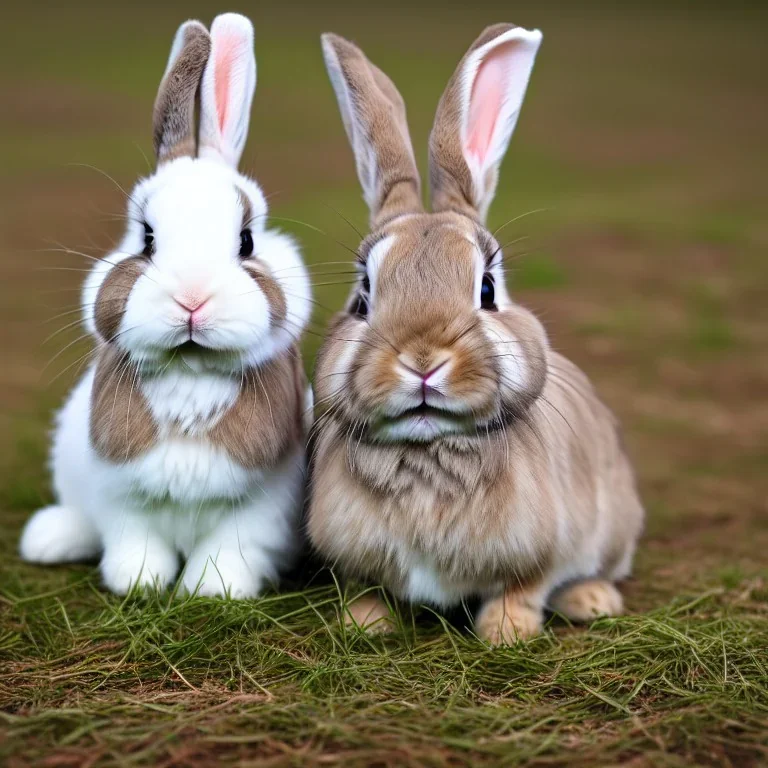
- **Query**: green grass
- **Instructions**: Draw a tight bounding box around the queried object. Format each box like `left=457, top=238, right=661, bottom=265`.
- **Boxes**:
left=2, top=579, right=767, bottom=766
left=2, top=1, right=768, bottom=765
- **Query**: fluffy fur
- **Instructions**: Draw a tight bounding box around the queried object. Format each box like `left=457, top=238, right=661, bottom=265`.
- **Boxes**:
left=19, top=14, right=312, bottom=598
left=308, top=26, right=644, bottom=642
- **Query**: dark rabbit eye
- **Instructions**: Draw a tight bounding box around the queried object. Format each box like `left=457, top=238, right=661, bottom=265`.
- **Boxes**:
left=239, top=229, right=254, bottom=259
left=351, top=294, right=368, bottom=318
left=142, top=223, right=154, bottom=257
left=481, top=273, right=497, bottom=311
left=351, top=273, right=370, bottom=318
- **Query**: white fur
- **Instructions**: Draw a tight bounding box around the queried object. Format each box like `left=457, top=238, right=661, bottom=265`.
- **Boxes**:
left=374, top=414, right=469, bottom=443
left=22, top=341, right=306, bottom=598
left=481, top=314, right=530, bottom=394
left=83, top=159, right=309, bottom=372
left=199, top=13, right=257, bottom=167
left=404, top=557, right=470, bottom=607
left=20, top=14, right=310, bottom=598
left=363, top=234, right=394, bottom=308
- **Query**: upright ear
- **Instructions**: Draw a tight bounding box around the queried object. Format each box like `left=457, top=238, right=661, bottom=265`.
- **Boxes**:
left=429, top=24, right=542, bottom=222
left=153, top=20, right=211, bottom=164
left=321, top=33, right=423, bottom=228
left=199, top=13, right=257, bottom=167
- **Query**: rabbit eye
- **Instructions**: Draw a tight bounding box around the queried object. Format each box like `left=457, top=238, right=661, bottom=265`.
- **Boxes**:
left=142, top=223, right=154, bottom=257
left=351, top=274, right=370, bottom=319
left=351, top=294, right=368, bottom=319
left=481, top=273, right=497, bottom=311
left=239, top=229, right=254, bottom=259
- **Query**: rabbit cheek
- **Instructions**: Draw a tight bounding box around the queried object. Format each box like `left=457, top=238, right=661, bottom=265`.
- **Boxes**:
left=444, top=333, right=498, bottom=416
left=94, top=257, right=148, bottom=343
left=353, top=347, right=402, bottom=415
left=242, top=264, right=287, bottom=329
left=484, top=308, right=548, bottom=408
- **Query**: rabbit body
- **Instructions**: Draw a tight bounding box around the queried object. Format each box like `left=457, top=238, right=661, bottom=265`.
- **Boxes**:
left=311, top=342, right=641, bottom=609
left=20, top=15, right=312, bottom=597
left=24, top=358, right=306, bottom=597
left=308, top=26, right=643, bottom=641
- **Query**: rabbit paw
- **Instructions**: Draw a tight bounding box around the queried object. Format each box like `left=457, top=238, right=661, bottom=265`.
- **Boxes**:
left=20, top=506, right=101, bottom=564
left=550, top=580, right=624, bottom=622
left=101, top=542, right=178, bottom=595
left=476, top=595, right=544, bottom=645
left=343, top=594, right=395, bottom=635
left=180, top=549, right=265, bottom=599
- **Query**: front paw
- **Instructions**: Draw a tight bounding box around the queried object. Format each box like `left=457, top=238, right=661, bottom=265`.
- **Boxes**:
left=101, top=545, right=178, bottom=595
left=180, top=552, right=264, bottom=599
left=343, top=594, right=395, bottom=635
left=475, top=597, right=543, bottom=645
left=549, top=580, right=624, bottom=622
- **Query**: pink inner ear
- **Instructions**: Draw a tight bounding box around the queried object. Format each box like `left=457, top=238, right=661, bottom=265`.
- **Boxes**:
left=214, top=34, right=238, bottom=133
left=465, top=44, right=513, bottom=164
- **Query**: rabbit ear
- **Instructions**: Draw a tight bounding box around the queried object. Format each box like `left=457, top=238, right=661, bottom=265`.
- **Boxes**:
left=429, top=25, right=542, bottom=222
left=153, top=20, right=211, bottom=164
left=321, top=33, right=423, bottom=229
left=198, top=13, right=256, bottom=167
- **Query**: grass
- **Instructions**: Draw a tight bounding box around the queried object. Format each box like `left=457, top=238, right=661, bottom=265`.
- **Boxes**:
left=2, top=580, right=767, bottom=766
left=2, top=1, right=768, bottom=765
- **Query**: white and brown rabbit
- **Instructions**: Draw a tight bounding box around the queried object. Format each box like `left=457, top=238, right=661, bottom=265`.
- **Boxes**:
left=19, top=14, right=312, bottom=597
left=307, top=26, right=644, bottom=642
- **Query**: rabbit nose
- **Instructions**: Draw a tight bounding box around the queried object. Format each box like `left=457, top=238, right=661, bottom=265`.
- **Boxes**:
left=174, top=294, right=210, bottom=313
left=398, top=354, right=451, bottom=384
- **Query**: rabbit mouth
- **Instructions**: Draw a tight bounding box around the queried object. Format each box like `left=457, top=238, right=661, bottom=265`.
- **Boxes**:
left=370, top=405, right=476, bottom=443
left=152, top=339, right=245, bottom=372
left=400, top=404, right=454, bottom=419
left=374, top=404, right=475, bottom=435
left=175, top=340, right=206, bottom=353
left=173, top=339, right=235, bottom=358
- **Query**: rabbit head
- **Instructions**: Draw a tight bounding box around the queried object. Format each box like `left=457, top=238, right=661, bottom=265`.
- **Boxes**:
left=82, top=14, right=310, bottom=374
left=316, top=25, right=547, bottom=443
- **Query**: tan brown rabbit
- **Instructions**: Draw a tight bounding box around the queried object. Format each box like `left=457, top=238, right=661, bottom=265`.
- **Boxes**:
left=307, top=25, right=644, bottom=643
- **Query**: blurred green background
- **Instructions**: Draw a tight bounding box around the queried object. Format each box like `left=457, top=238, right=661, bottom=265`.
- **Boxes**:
left=2, top=1, right=766, bottom=557
left=1, top=1, right=767, bottom=763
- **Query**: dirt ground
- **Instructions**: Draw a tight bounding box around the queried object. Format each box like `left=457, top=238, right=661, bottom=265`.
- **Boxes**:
left=1, top=2, right=766, bottom=766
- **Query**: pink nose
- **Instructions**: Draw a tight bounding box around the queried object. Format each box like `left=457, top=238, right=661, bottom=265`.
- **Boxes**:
left=174, top=295, right=210, bottom=314
left=400, top=359, right=450, bottom=383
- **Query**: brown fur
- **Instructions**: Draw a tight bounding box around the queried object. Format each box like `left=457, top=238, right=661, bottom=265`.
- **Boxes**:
left=209, top=348, right=305, bottom=469
left=153, top=22, right=211, bottom=163
left=90, top=345, right=158, bottom=462
left=429, top=23, right=522, bottom=221
left=322, top=213, right=550, bottom=436
left=549, top=580, right=624, bottom=622
left=310, top=27, right=644, bottom=636
left=90, top=344, right=304, bottom=470
left=343, top=594, right=394, bottom=634
left=309, top=343, right=645, bottom=592
left=475, top=583, right=546, bottom=643
left=243, top=264, right=288, bottom=328
left=308, top=415, right=556, bottom=596
left=93, top=256, right=148, bottom=343
left=322, top=34, right=423, bottom=228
